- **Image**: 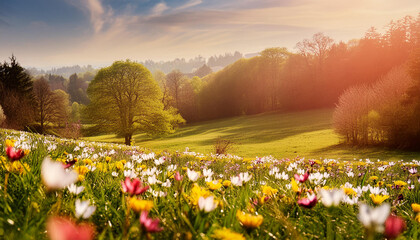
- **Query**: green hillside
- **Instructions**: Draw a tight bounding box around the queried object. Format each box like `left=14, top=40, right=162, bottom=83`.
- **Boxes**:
left=85, top=108, right=420, bottom=160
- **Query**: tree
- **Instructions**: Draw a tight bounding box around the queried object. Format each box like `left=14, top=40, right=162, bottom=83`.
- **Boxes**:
left=68, top=73, right=89, bottom=104
left=296, top=32, right=334, bottom=68
left=166, top=70, right=185, bottom=109
left=86, top=60, right=184, bottom=145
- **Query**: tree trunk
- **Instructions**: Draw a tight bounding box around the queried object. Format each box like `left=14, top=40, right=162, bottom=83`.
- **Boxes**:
left=124, top=134, right=132, bottom=145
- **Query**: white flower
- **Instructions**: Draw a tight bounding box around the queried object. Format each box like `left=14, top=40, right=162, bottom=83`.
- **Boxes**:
left=342, top=195, right=358, bottom=205
left=161, top=179, right=172, bottom=187
left=124, top=170, right=137, bottom=178
left=187, top=169, right=199, bottom=181
left=409, top=168, right=417, bottom=174
left=347, top=172, right=354, bottom=177
left=167, top=164, right=177, bottom=172
left=358, top=203, right=390, bottom=233
left=198, top=196, right=217, bottom=212
left=148, top=175, right=160, bottom=185
left=269, top=167, right=279, bottom=175
left=205, top=176, right=213, bottom=182
left=275, top=172, right=289, bottom=180
left=112, top=172, right=119, bottom=177
left=239, top=172, right=252, bottom=182
left=203, top=168, right=214, bottom=178
left=230, top=176, right=242, bottom=186
left=319, top=189, right=344, bottom=207
left=75, top=199, right=96, bottom=219
left=67, top=184, right=84, bottom=195
left=154, top=158, right=165, bottom=165
left=41, top=156, right=78, bottom=190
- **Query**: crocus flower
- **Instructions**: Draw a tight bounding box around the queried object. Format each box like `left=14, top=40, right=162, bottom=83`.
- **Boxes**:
left=47, top=216, right=94, bottom=240
left=187, top=169, right=199, bottom=181
left=41, top=156, right=78, bottom=190
left=174, top=171, right=183, bottom=181
left=75, top=199, right=96, bottom=219
left=358, top=203, right=390, bottom=233
left=121, top=177, right=149, bottom=196
left=140, top=211, right=163, bottom=233
left=294, top=171, right=309, bottom=183
left=67, top=184, right=84, bottom=195
left=297, top=193, right=317, bottom=208
left=319, top=189, right=344, bottom=207
left=198, top=196, right=218, bottom=212
left=384, top=215, right=406, bottom=239
left=6, top=146, right=25, bottom=161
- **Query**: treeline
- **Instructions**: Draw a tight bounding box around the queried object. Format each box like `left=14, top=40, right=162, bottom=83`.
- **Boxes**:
left=26, top=65, right=96, bottom=78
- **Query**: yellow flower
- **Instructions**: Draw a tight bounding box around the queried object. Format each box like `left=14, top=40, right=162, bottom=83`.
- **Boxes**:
left=105, top=156, right=111, bottom=162
left=412, top=203, right=420, bottom=213
left=189, top=184, right=211, bottom=206
left=370, top=194, right=389, bottom=205
left=115, top=161, right=124, bottom=170
left=416, top=213, right=420, bottom=223
left=5, top=139, right=15, bottom=147
left=369, top=176, right=378, bottom=181
left=261, top=185, right=278, bottom=196
left=97, top=163, right=107, bottom=172
left=129, top=198, right=153, bottom=213
left=74, top=166, right=89, bottom=175
left=291, top=179, right=299, bottom=193
left=222, top=180, right=231, bottom=187
left=212, top=228, right=245, bottom=240
left=78, top=174, right=85, bottom=181
left=342, top=187, right=356, bottom=196
left=120, top=159, right=126, bottom=164
left=394, top=181, right=407, bottom=187
left=207, top=181, right=222, bottom=191
left=236, top=210, right=263, bottom=229
left=83, top=159, right=93, bottom=165
left=376, top=181, right=384, bottom=187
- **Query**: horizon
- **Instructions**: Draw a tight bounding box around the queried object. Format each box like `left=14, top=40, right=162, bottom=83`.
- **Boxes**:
left=0, top=0, right=419, bottom=69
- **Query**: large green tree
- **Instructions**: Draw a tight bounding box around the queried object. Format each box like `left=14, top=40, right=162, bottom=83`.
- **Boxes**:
left=86, top=60, right=184, bottom=145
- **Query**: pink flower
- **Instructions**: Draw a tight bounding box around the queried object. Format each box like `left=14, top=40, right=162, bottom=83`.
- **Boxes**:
left=122, top=177, right=149, bottom=196
left=297, top=194, right=317, bottom=208
left=294, top=171, right=309, bottom=183
left=6, top=146, right=25, bottom=161
left=63, top=160, right=77, bottom=169
left=384, top=215, right=406, bottom=239
left=174, top=171, right=183, bottom=181
left=140, top=211, right=163, bottom=233
left=47, top=216, right=94, bottom=240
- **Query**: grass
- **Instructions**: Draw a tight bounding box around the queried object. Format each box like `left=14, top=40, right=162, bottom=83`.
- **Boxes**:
left=85, top=108, right=420, bottom=161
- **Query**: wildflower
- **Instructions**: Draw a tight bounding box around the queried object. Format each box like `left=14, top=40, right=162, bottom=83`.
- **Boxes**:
left=203, top=168, right=214, bottom=177
left=370, top=194, right=389, bottom=205
left=297, top=193, right=318, bottom=209
left=111, top=172, right=118, bottom=177
left=261, top=185, right=278, bottom=197
left=47, top=216, right=94, bottom=240
left=358, top=203, right=390, bottom=233
left=129, top=198, right=154, bottom=213
left=239, top=172, right=252, bottom=182
left=75, top=199, right=96, bottom=219
left=342, top=187, right=356, bottom=196
left=41, top=156, right=78, bottom=190
left=291, top=179, right=300, bottom=192
left=64, top=159, right=77, bottom=169
left=174, top=171, right=183, bottom=181
left=294, top=171, right=309, bottom=183
left=369, top=176, right=378, bottom=182
left=139, top=211, right=163, bottom=233
left=409, top=168, right=417, bottom=174
left=198, top=196, right=218, bottom=212
left=236, top=210, right=263, bottom=229
left=212, top=228, right=245, bottom=240
left=393, top=181, right=407, bottom=188
left=161, top=179, right=172, bottom=187
left=207, top=180, right=222, bottom=191
left=121, top=177, right=149, bottom=196
left=222, top=180, right=231, bottom=187
left=187, top=169, right=199, bottom=181
left=412, top=203, right=420, bottom=213
left=189, top=184, right=211, bottom=205
left=5, top=146, right=25, bottom=161
left=67, top=184, right=84, bottom=195
left=384, top=215, right=406, bottom=239
left=319, top=189, right=344, bottom=207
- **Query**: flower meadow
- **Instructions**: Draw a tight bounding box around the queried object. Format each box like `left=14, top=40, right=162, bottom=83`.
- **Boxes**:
left=1, top=129, right=420, bottom=240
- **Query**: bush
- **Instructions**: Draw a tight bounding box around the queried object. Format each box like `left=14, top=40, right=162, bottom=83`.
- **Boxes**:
left=213, top=137, right=234, bottom=155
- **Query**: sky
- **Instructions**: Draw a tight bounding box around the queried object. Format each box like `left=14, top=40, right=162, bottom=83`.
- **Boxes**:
left=0, top=0, right=419, bottom=69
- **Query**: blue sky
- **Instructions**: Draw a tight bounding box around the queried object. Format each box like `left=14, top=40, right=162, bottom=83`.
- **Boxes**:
left=0, top=0, right=419, bottom=69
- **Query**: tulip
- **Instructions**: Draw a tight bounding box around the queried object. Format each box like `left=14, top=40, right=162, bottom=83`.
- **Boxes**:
left=67, top=184, right=84, bottom=195
left=6, top=146, right=25, bottom=161
left=121, top=177, right=149, bottom=196
left=294, top=171, right=309, bottom=183
left=139, top=211, right=163, bottom=233
left=198, top=196, right=218, bottom=212
left=384, top=215, right=406, bottom=239
left=358, top=203, right=390, bottom=233
left=41, top=156, right=78, bottom=190
left=47, top=216, right=94, bottom=240
left=174, top=171, right=183, bottom=181
left=187, top=169, right=199, bottom=181
left=297, top=193, right=317, bottom=208
left=75, top=199, right=96, bottom=219
left=319, top=189, right=344, bottom=207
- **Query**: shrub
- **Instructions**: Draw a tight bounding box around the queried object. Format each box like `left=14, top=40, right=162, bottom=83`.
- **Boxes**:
left=213, top=137, right=234, bottom=155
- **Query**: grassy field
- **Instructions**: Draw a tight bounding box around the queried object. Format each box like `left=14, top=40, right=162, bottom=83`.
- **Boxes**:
left=85, top=108, right=420, bottom=161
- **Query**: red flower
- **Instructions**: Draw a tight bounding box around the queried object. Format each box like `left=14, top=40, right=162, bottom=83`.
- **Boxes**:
left=140, top=211, right=163, bottom=233
left=63, top=160, right=77, bottom=169
left=174, top=171, right=183, bottom=181
left=6, top=146, right=25, bottom=161
left=297, top=194, right=317, bottom=208
left=384, top=215, right=406, bottom=239
left=294, top=171, right=309, bottom=183
left=122, top=177, right=149, bottom=196
left=47, top=216, right=94, bottom=240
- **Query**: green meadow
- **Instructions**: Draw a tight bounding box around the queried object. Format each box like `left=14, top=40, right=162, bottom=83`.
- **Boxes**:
left=85, top=108, right=420, bottom=161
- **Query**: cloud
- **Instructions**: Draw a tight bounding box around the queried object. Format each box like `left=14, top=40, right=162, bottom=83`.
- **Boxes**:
left=175, top=0, right=203, bottom=11
left=151, top=2, right=169, bottom=16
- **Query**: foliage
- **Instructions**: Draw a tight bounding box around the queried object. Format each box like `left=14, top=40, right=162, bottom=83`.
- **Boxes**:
left=1, top=129, right=420, bottom=239
left=213, top=137, right=234, bottom=155
left=86, top=60, right=184, bottom=145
